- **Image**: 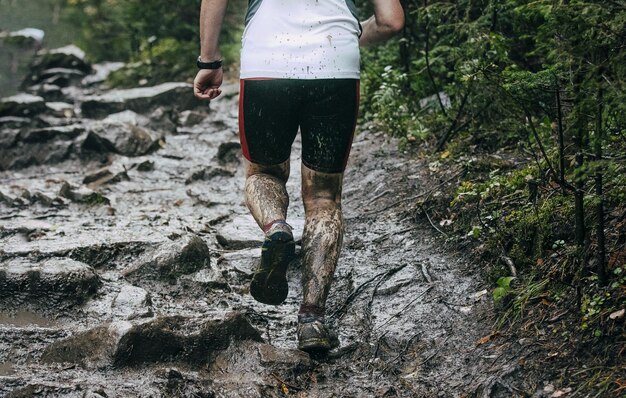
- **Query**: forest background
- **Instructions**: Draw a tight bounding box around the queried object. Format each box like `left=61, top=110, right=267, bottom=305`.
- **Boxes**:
left=1, top=0, right=624, bottom=395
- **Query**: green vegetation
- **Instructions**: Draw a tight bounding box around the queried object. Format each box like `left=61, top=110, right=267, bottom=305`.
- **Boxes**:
left=360, top=0, right=625, bottom=393
left=65, top=0, right=245, bottom=87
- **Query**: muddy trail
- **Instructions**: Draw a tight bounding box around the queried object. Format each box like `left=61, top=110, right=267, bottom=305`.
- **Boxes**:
left=0, top=47, right=534, bottom=397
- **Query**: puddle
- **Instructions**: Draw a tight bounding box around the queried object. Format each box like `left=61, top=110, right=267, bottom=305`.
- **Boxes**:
left=0, top=310, right=58, bottom=327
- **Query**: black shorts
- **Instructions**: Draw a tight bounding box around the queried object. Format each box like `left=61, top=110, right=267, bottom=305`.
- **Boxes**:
left=238, top=79, right=360, bottom=173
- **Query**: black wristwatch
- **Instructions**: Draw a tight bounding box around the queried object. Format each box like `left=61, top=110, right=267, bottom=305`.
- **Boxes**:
left=197, top=56, right=223, bottom=70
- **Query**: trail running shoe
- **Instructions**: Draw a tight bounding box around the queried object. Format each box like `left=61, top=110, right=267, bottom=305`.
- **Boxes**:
left=249, top=221, right=295, bottom=305
left=297, top=313, right=332, bottom=353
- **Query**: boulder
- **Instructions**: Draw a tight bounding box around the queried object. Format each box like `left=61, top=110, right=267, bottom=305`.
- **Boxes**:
left=123, top=234, right=211, bottom=282
left=111, top=285, right=153, bottom=320
left=0, top=93, right=45, bottom=117
left=0, top=258, right=100, bottom=306
left=81, top=82, right=202, bottom=119
left=80, top=120, right=162, bottom=157
left=22, top=45, right=91, bottom=87
left=41, top=313, right=262, bottom=368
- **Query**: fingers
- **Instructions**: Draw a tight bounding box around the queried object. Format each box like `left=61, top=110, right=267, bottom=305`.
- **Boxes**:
left=194, top=86, right=222, bottom=100
left=193, top=69, right=224, bottom=100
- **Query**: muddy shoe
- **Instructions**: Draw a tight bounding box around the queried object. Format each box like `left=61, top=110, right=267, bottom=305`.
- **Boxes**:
left=249, top=221, right=295, bottom=305
left=297, top=313, right=333, bottom=353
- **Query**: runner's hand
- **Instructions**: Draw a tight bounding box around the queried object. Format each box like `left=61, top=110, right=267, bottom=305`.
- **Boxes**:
left=194, top=68, right=223, bottom=100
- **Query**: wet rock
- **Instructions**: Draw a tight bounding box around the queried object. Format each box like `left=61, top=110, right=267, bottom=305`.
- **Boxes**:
left=23, top=45, right=91, bottom=87
left=0, top=128, right=21, bottom=148
left=59, top=182, right=110, bottom=205
left=0, top=219, right=53, bottom=239
left=103, top=110, right=150, bottom=127
left=111, top=285, right=153, bottom=320
left=82, top=62, right=125, bottom=86
left=148, top=107, right=177, bottom=134
left=123, top=234, right=210, bottom=282
left=0, top=116, right=31, bottom=129
left=40, top=321, right=131, bottom=368
left=83, top=166, right=130, bottom=188
left=135, top=160, right=154, bottom=172
left=44, top=101, right=74, bottom=118
left=41, top=313, right=262, bottom=368
left=81, top=120, right=162, bottom=157
left=80, top=82, right=201, bottom=119
left=22, top=124, right=84, bottom=143
left=215, top=141, right=241, bottom=166
left=257, top=343, right=311, bottom=370
left=0, top=93, right=46, bottom=117
left=27, top=83, right=64, bottom=102
left=0, top=28, right=44, bottom=47
left=0, top=138, right=74, bottom=170
left=0, top=258, right=99, bottom=306
left=178, top=110, right=207, bottom=127
left=216, top=215, right=304, bottom=249
left=185, top=166, right=235, bottom=184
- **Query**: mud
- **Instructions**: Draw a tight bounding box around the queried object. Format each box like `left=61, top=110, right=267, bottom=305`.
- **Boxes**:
left=0, top=54, right=547, bottom=396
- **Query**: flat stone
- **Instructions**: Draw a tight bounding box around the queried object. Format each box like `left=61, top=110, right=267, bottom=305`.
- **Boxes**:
left=80, top=82, right=202, bottom=119
left=41, top=313, right=262, bottom=368
left=178, top=110, right=207, bottom=127
left=123, top=234, right=211, bottom=282
left=0, top=116, right=31, bottom=129
left=216, top=215, right=304, bottom=249
left=80, top=120, right=162, bottom=157
left=0, top=140, right=74, bottom=170
left=59, top=181, right=110, bottom=205
left=258, top=343, right=311, bottom=369
left=21, top=124, right=83, bottom=143
left=44, top=102, right=74, bottom=118
left=23, top=45, right=91, bottom=87
left=82, top=62, right=125, bottom=86
left=0, top=93, right=46, bottom=118
left=111, top=285, right=153, bottom=320
left=82, top=166, right=129, bottom=188
left=0, top=258, right=100, bottom=306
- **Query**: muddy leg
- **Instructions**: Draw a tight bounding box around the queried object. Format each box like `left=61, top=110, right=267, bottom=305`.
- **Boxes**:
left=301, top=164, right=344, bottom=309
left=244, top=158, right=290, bottom=228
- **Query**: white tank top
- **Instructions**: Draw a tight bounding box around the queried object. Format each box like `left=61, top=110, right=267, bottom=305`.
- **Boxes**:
left=240, top=0, right=361, bottom=79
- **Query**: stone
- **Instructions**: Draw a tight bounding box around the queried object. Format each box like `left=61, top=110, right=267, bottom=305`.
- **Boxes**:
left=37, top=67, right=86, bottom=88
left=257, top=343, right=312, bottom=370
left=0, top=139, right=74, bottom=170
left=185, top=166, right=235, bottom=184
left=0, top=258, right=100, bottom=306
left=59, top=182, right=110, bottom=205
left=178, top=110, right=207, bottom=127
left=83, top=166, right=130, bottom=188
left=135, top=160, right=154, bottom=172
left=216, top=215, right=304, bottom=249
left=0, top=116, right=31, bottom=129
left=27, top=83, right=64, bottom=101
left=23, top=45, right=91, bottom=87
left=21, top=124, right=84, bottom=143
left=41, top=313, right=262, bottom=368
left=0, top=93, right=46, bottom=117
left=123, top=234, right=211, bottom=282
left=44, top=101, right=74, bottom=118
left=82, top=62, right=125, bottom=86
left=80, top=82, right=201, bottom=119
left=0, top=28, right=44, bottom=47
left=111, top=285, right=153, bottom=320
left=80, top=120, right=162, bottom=157
left=215, top=141, right=242, bottom=166
left=103, top=110, right=150, bottom=127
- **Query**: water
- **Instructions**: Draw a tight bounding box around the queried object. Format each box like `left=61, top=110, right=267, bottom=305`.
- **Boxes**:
left=0, top=0, right=78, bottom=96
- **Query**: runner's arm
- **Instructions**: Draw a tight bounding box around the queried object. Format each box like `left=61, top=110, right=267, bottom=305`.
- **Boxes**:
left=194, top=0, right=229, bottom=100
left=359, top=0, right=404, bottom=47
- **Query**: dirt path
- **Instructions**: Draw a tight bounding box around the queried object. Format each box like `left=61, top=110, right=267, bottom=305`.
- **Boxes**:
left=0, top=76, right=528, bottom=397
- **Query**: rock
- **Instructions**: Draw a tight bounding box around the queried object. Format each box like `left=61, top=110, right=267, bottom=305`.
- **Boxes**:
left=135, top=160, right=154, bottom=172
left=215, top=141, right=241, bottom=166
left=0, top=258, right=100, bottom=306
left=23, top=45, right=91, bottom=87
left=178, top=110, right=207, bottom=127
left=111, top=285, right=153, bottom=320
left=21, top=124, right=84, bottom=143
left=0, top=116, right=31, bottom=129
left=0, top=128, right=21, bottom=148
left=80, top=82, right=201, bottom=119
left=41, top=313, right=262, bottom=368
left=27, top=83, right=64, bottom=101
left=103, top=110, right=150, bottom=127
left=0, top=219, right=53, bottom=237
left=59, top=182, right=110, bottom=205
left=216, top=215, right=304, bottom=249
left=0, top=93, right=46, bottom=117
left=82, top=62, right=125, bottom=86
left=123, top=234, right=210, bottom=282
left=44, top=101, right=74, bottom=118
left=80, top=120, right=162, bottom=157
left=0, top=28, right=44, bottom=47
left=83, top=166, right=130, bottom=188
left=0, top=139, right=74, bottom=170
left=37, top=67, right=86, bottom=87
left=257, top=343, right=311, bottom=370
left=185, top=166, right=235, bottom=184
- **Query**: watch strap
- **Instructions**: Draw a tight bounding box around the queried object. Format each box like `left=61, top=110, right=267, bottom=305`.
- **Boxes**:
left=197, top=57, right=223, bottom=69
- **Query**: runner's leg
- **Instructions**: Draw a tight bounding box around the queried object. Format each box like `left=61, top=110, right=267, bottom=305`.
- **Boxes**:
left=244, top=158, right=290, bottom=229
left=300, top=165, right=344, bottom=309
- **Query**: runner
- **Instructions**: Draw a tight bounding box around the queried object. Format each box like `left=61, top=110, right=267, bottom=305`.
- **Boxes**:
left=194, top=0, right=404, bottom=353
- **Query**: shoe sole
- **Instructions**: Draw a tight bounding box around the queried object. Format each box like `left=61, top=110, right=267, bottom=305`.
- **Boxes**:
left=250, top=239, right=295, bottom=305
left=298, top=337, right=331, bottom=353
